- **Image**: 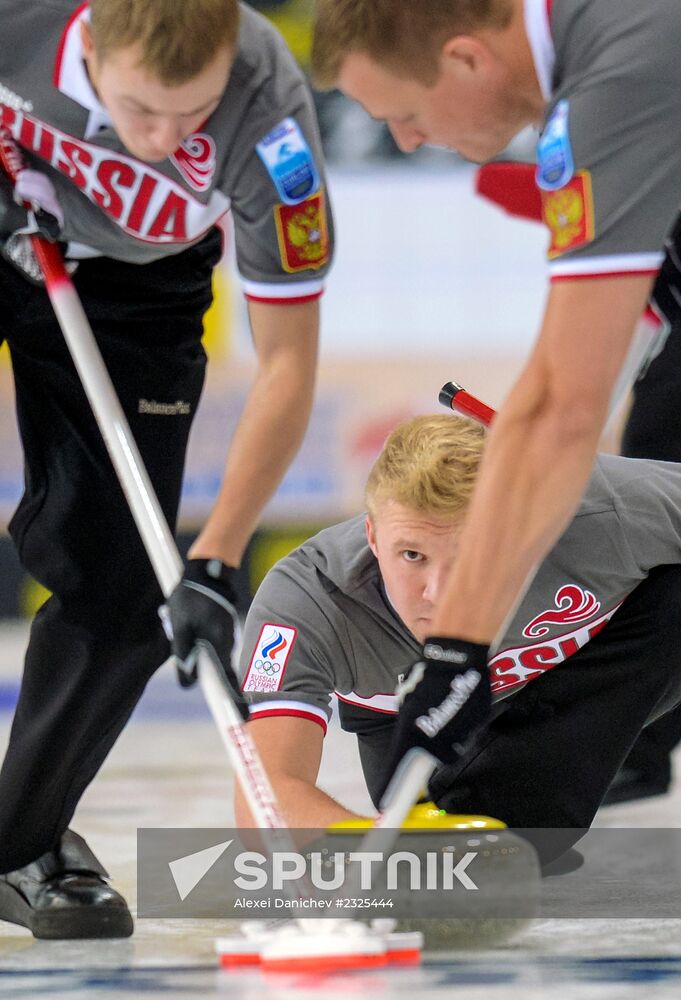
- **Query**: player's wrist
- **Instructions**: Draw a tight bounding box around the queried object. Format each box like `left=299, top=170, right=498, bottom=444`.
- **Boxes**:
left=183, top=558, right=238, bottom=606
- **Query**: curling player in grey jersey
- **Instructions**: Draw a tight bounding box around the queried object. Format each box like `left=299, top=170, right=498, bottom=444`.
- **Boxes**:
left=0, top=0, right=333, bottom=938
left=237, top=415, right=681, bottom=867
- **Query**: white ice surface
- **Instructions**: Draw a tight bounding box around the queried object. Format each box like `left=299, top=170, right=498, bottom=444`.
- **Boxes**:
left=0, top=622, right=680, bottom=1000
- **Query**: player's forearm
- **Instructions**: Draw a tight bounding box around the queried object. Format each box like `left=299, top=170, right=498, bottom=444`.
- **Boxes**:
left=235, top=774, right=361, bottom=829
left=191, top=302, right=319, bottom=565
left=432, top=369, right=605, bottom=644
left=432, top=275, right=653, bottom=644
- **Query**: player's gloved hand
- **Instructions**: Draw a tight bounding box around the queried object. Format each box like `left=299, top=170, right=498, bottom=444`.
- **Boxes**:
left=161, top=559, right=243, bottom=701
left=0, top=167, right=64, bottom=283
left=380, top=636, right=492, bottom=797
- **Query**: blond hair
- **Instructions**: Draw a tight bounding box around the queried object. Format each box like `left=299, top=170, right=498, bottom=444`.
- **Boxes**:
left=89, top=0, right=240, bottom=85
left=365, top=414, right=486, bottom=521
left=312, top=0, right=512, bottom=88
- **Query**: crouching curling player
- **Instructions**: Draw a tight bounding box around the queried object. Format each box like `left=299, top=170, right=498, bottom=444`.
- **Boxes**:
left=236, top=415, right=681, bottom=865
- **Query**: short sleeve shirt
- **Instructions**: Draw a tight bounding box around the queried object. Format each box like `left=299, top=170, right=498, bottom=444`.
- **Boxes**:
left=525, top=0, right=681, bottom=280
left=0, top=1, right=333, bottom=302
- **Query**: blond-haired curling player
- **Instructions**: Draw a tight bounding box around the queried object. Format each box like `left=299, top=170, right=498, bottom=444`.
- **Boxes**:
left=0, top=0, right=333, bottom=937
left=237, top=414, right=681, bottom=866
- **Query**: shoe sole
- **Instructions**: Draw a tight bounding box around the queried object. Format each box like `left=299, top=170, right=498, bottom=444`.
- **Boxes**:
left=0, top=880, right=134, bottom=939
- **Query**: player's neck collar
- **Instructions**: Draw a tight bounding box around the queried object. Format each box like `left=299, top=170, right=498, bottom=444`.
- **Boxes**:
left=523, top=0, right=555, bottom=101
left=53, top=2, right=112, bottom=131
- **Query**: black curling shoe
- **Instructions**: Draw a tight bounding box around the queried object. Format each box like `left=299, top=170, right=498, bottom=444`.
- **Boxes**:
left=0, top=830, right=133, bottom=939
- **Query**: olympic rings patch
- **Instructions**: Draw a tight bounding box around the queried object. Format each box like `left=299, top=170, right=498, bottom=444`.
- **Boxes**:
left=254, top=658, right=282, bottom=676
left=243, top=623, right=298, bottom=693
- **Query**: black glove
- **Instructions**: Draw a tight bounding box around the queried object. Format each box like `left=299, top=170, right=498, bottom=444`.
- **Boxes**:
left=0, top=168, right=63, bottom=283
left=163, top=559, right=244, bottom=704
left=380, top=636, right=492, bottom=798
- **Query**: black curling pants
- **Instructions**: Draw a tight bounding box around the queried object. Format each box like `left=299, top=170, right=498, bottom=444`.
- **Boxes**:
left=429, top=565, right=681, bottom=863
left=619, top=250, right=681, bottom=784
left=0, top=229, right=222, bottom=873
left=359, top=566, right=681, bottom=864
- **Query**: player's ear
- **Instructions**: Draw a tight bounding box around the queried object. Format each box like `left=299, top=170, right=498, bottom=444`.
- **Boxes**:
left=365, top=514, right=379, bottom=558
left=80, top=18, right=95, bottom=61
left=441, top=34, right=492, bottom=78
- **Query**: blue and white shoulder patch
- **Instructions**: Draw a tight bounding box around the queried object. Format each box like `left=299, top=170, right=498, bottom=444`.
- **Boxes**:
left=256, top=118, right=321, bottom=205
left=536, top=99, right=575, bottom=192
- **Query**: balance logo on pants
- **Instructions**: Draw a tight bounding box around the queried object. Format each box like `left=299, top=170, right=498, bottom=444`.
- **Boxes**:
left=243, top=623, right=297, bottom=693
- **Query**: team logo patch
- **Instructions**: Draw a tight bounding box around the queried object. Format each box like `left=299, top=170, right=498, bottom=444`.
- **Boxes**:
left=542, top=171, right=594, bottom=258
left=256, top=117, right=320, bottom=205
left=274, top=192, right=329, bottom=273
left=523, top=584, right=601, bottom=639
left=536, top=99, right=574, bottom=191
left=170, top=134, right=216, bottom=192
left=243, top=624, right=297, bottom=694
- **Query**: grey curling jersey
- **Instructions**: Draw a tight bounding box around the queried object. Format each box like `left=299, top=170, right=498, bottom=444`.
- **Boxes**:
left=525, top=0, right=681, bottom=279
left=240, top=454, right=681, bottom=747
left=0, top=2, right=333, bottom=301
